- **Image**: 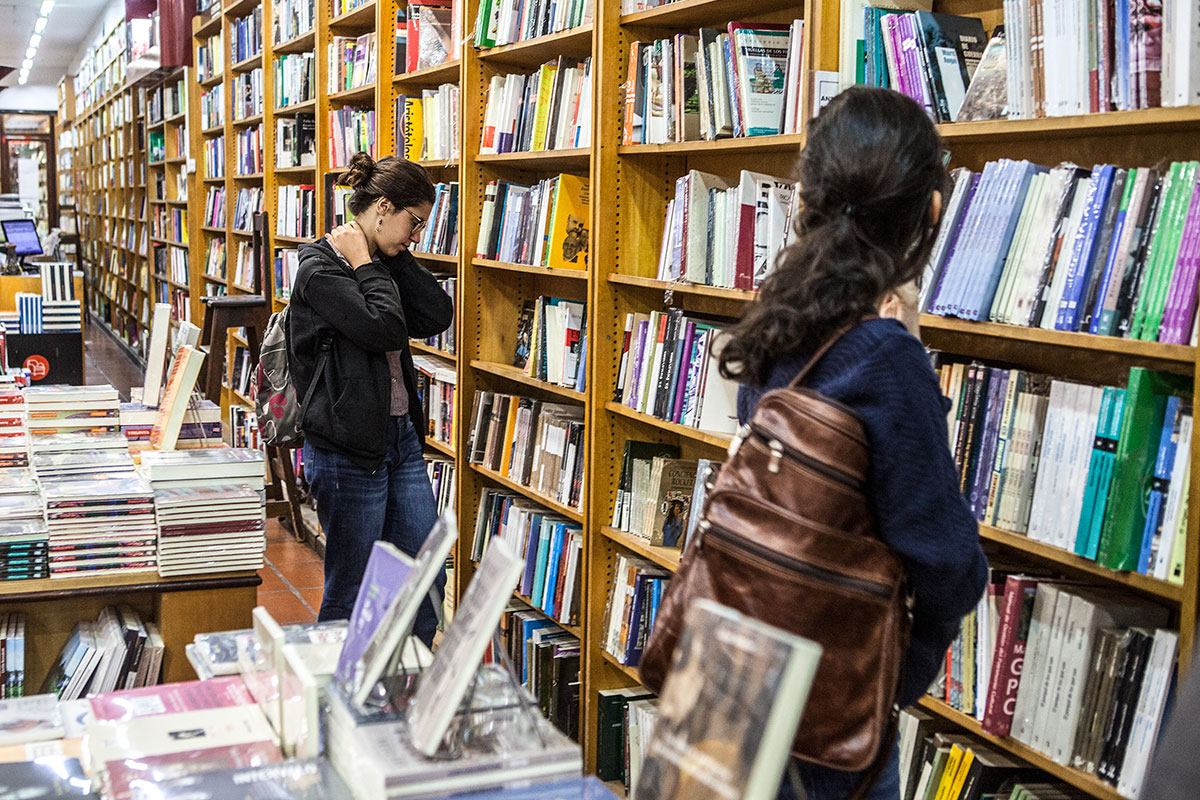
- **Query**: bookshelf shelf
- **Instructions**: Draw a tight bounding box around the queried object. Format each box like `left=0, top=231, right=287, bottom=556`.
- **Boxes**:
left=165, top=198, right=189, bottom=206
left=620, top=0, right=802, bottom=27
left=470, top=359, right=587, bottom=402
left=149, top=237, right=187, bottom=247
left=164, top=111, right=187, bottom=125
left=618, top=132, right=805, bottom=156
left=204, top=275, right=228, bottom=285
left=410, top=341, right=457, bottom=360
left=328, top=83, right=377, bottom=104
left=201, top=226, right=226, bottom=234
left=194, top=9, right=222, bottom=36
left=469, top=463, right=585, bottom=524
left=200, top=74, right=223, bottom=89
left=607, top=272, right=755, bottom=302
left=917, top=698, right=1128, bottom=800
left=232, top=113, right=265, bottom=128
left=978, top=525, right=1184, bottom=603
left=155, top=274, right=191, bottom=291
left=232, top=172, right=266, bottom=180
left=273, top=234, right=311, bottom=244
left=936, top=106, right=1200, bottom=143
left=412, top=250, right=458, bottom=264
left=274, top=165, right=316, bottom=176
left=473, top=257, right=589, bottom=279
left=273, top=98, right=317, bottom=116
left=393, top=59, right=461, bottom=87
left=474, top=148, right=591, bottom=171
left=416, top=158, right=459, bottom=169
left=231, top=54, right=264, bottom=74
left=600, top=526, right=681, bottom=573
left=477, top=25, right=594, bottom=66
left=165, top=156, right=187, bottom=165
left=514, top=591, right=582, bottom=638
left=329, top=1, right=378, bottom=30
left=224, top=0, right=261, bottom=17
left=424, top=438, right=456, bottom=459
left=598, top=649, right=640, bottom=683
left=230, top=229, right=254, bottom=238
left=274, top=29, right=316, bottom=55
left=605, top=401, right=733, bottom=450
left=202, top=124, right=224, bottom=136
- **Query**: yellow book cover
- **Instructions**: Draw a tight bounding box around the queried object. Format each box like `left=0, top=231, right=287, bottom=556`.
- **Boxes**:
left=530, top=62, right=558, bottom=152
left=948, top=748, right=975, bottom=800
left=150, top=345, right=206, bottom=451
left=402, top=96, right=424, bottom=162
left=498, top=396, right=520, bottom=477
left=526, top=299, right=543, bottom=378
left=933, top=745, right=963, bottom=800
left=544, top=173, right=590, bottom=271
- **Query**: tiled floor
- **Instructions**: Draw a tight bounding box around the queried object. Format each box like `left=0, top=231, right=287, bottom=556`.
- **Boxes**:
left=83, top=317, right=326, bottom=621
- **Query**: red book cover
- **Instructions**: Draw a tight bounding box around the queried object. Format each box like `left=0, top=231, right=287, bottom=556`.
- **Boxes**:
left=981, top=575, right=1040, bottom=734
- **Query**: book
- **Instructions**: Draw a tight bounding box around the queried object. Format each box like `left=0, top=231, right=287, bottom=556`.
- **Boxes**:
left=0, top=757, right=95, bottom=797
left=130, top=758, right=353, bottom=799
left=634, top=599, right=822, bottom=800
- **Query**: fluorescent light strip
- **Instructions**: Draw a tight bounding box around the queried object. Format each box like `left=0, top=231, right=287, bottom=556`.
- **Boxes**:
left=19, top=2, right=53, bottom=85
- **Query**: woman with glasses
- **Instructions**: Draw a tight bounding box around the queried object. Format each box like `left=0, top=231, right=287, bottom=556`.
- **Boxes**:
left=287, top=152, right=454, bottom=644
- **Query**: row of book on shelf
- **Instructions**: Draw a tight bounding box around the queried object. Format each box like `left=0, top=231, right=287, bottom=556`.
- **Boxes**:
left=480, top=58, right=593, bottom=155
left=395, top=1, right=457, bottom=74
left=475, top=174, right=589, bottom=271
left=329, top=33, right=377, bottom=94
left=413, top=355, right=456, bottom=447
left=940, top=359, right=1190, bottom=580
left=273, top=0, right=314, bottom=44
left=275, top=52, right=315, bottom=108
left=396, top=85, right=460, bottom=162
left=513, top=295, right=586, bottom=391
left=623, top=21, right=806, bottom=144
left=472, top=0, right=591, bottom=48
left=233, top=69, right=264, bottom=121
left=276, top=114, right=318, bottom=168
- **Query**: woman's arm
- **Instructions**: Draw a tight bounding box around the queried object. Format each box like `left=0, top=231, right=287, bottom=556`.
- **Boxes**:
left=388, top=251, right=456, bottom=340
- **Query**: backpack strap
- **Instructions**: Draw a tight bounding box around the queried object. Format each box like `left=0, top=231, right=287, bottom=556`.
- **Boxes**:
left=300, top=336, right=333, bottom=420
left=786, top=314, right=879, bottom=390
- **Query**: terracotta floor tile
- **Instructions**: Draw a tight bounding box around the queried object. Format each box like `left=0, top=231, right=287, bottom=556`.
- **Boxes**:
left=297, top=587, right=324, bottom=616
left=257, top=565, right=288, bottom=594
left=266, top=540, right=323, bottom=567
left=257, top=590, right=317, bottom=625
left=280, top=560, right=326, bottom=590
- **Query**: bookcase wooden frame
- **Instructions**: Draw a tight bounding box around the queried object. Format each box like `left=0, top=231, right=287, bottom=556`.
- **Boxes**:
left=69, top=0, right=1200, bottom=794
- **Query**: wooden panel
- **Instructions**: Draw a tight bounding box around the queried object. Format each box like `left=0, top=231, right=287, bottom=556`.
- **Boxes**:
left=157, top=582, right=259, bottom=682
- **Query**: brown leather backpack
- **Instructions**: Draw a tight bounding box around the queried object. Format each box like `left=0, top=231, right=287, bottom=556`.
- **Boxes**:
left=639, top=325, right=912, bottom=790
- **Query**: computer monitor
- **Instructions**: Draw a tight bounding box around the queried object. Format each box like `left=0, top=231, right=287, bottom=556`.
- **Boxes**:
left=0, top=220, right=43, bottom=257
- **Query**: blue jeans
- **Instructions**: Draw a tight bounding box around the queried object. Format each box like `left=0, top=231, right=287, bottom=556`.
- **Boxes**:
left=303, top=415, right=445, bottom=647
left=776, top=744, right=901, bottom=800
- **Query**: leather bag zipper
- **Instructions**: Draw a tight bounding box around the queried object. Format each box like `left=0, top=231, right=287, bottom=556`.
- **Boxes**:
left=744, top=427, right=864, bottom=491
left=699, top=519, right=892, bottom=599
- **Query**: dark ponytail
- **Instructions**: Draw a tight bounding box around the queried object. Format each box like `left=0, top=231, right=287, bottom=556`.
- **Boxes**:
left=718, top=87, right=947, bottom=386
left=340, top=152, right=436, bottom=217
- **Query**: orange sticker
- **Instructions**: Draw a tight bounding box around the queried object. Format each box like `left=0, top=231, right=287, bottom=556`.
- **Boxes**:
left=23, top=354, right=49, bottom=381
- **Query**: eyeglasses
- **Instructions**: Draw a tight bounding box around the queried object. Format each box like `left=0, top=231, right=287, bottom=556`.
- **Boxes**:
left=402, top=207, right=426, bottom=234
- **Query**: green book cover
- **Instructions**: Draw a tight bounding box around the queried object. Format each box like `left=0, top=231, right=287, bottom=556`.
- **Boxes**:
left=921, top=746, right=952, bottom=800
left=1142, top=160, right=1199, bottom=341
left=1083, top=388, right=1125, bottom=560
left=1097, top=368, right=1191, bottom=570
left=1129, top=162, right=1182, bottom=339
left=531, top=519, right=554, bottom=601
left=474, top=0, right=495, bottom=48
left=1074, top=386, right=1113, bottom=556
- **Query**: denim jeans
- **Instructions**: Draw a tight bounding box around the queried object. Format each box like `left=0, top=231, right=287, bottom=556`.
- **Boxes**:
left=302, top=414, right=445, bottom=647
left=776, top=743, right=901, bottom=800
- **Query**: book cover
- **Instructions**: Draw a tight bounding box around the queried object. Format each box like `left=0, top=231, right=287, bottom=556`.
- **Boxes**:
left=148, top=346, right=206, bottom=451
left=634, top=599, right=822, bottom=800
left=0, top=757, right=94, bottom=797
left=914, top=11, right=988, bottom=122
left=130, top=758, right=353, bottom=800
left=333, top=542, right=415, bottom=688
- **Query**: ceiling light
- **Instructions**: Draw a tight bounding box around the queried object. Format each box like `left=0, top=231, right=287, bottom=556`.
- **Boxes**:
left=30, top=34, right=41, bottom=49
left=18, top=73, right=28, bottom=85
left=22, top=58, right=32, bottom=69
left=39, top=0, right=53, bottom=15
left=25, top=47, right=36, bottom=60
left=34, top=17, right=46, bottom=33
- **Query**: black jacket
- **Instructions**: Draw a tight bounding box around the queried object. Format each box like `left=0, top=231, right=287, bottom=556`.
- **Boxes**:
left=288, top=238, right=454, bottom=470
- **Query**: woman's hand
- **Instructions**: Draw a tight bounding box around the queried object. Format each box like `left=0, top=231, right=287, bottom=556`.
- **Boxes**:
left=326, top=221, right=372, bottom=269
left=879, top=280, right=920, bottom=337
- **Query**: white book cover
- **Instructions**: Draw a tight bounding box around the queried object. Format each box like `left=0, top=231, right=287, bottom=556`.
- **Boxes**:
left=406, top=537, right=524, bottom=756
left=1010, top=583, right=1062, bottom=745
left=1026, top=381, right=1068, bottom=543
left=1059, top=385, right=1103, bottom=552
left=696, top=335, right=739, bottom=435
left=1030, top=585, right=1076, bottom=753
left=1117, top=628, right=1179, bottom=798
left=1154, top=413, right=1193, bottom=579
left=991, top=173, right=1045, bottom=322
left=0, top=694, right=63, bottom=746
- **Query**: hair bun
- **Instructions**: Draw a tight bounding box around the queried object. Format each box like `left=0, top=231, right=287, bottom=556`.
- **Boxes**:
left=341, top=152, right=375, bottom=190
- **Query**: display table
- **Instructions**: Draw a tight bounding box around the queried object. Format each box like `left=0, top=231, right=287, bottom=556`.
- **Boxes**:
left=0, top=272, right=85, bottom=384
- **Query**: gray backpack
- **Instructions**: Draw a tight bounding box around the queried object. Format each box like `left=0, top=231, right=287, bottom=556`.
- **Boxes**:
left=251, top=306, right=329, bottom=448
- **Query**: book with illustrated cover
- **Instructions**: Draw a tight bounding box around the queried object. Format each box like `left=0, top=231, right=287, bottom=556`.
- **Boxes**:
left=635, top=599, right=822, bottom=800
left=954, top=26, right=1007, bottom=121
left=513, top=300, right=536, bottom=370
left=544, top=174, right=590, bottom=271
left=0, top=694, right=63, bottom=746
left=148, top=345, right=206, bottom=451
left=334, top=542, right=416, bottom=690
left=130, top=758, right=353, bottom=800
left=406, top=537, right=525, bottom=756
left=914, top=11, right=988, bottom=122
left=645, top=458, right=699, bottom=549
left=0, top=756, right=95, bottom=797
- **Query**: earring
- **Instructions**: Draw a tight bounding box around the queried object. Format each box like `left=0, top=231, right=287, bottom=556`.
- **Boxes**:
left=376, top=219, right=382, bottom=232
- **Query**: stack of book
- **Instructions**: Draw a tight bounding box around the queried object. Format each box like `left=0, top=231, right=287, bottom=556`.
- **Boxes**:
left=328, top=33, right=377, bottom=93
left=923, top=161, right=1200, bottom=343
left=0, top=389, right=28, bottom=469
left=472, top=0, right=592, bottom=48
left=233, top=68, right=264, bottom=121
left=623, top=22, right=805, bottom=142
left=498, top=599, right=581, bottom=740
left=614, top=308, right=740, bottom=435
left=937, top=361, right=1190, bottom=579
left=415, top=183, right=458, bottom=256
left=480, top=59, right=593, bottom=153
left=425, top=455, right=454, bottom=515
left=119, top=398, right=221, bottom=453
left=40, top=262, right=74, bottom=302
left=85, top=677, right=281, bottom=800
left=0, top=472, right=47, bottom=582
left=0, top=616, right=29, bottom=698
left=473, top=488, right=583, bottom=625
left=230, top=7, right=263, bottom=63
left=275, top=114, right=316, bottom=167
left=512, top=296, right=586, bottom=390
left=235, top=125, right=264, bottom=175
left=274, top=53, right=315, bottom=108
left=396, top=85, right=460, bottom=162
left=657, top=168, right=797, bottom=290
left=467, top=392, right=585, bottom=511
left=277, top=185, right=316, bottom=239
left=0, top=313, right=19, bottom=337
left=328, top=108, right=376, bottom=168
left=600, top=555, right=671, bottom=669
left=612, top=441, right=720, bottom=550
left=15, top=293, right=42, bottom=334
left=41, top=301, right=82, bottom=332
left=40, top=475, right=158, bottom=578
left=475, top=175, right=590, bottom=270
left=23, top=385, right=121, bottom=439
left=140, top=448, right=267, bottom=496
left=935, top=575, right=1176, bottom=798
left=412, top=355, right=456, bottom=447
left=152, top=483, right=266, bottom=577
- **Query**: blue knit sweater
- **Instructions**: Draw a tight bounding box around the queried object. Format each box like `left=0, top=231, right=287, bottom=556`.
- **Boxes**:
left=737, top=317, right=989, bottom=707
